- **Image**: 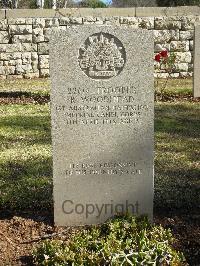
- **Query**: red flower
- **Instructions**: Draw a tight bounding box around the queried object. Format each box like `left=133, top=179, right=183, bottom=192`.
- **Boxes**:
left=160, top=50, right=168, bottom=58
left=155, top=54, right=161, bottom=62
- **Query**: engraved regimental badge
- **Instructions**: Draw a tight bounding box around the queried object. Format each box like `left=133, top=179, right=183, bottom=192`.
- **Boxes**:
left=78, top=32, right=126, bottom=80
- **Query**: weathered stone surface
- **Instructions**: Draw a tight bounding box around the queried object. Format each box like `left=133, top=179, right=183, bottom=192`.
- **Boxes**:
left=21, top=43, right=37, bottom=52
left=0, top=65, right=15, bottom=75
left=119, top=17, right=138, bottom=27
left=179, top=30, right=194, bottom=40
left=189, top=40, right=193, bottom=51
left=170, top=41, right=189, bottom=51
left=39, top=54, right=49, bottom=68
left=24, top=72, right=39, bottom=78
left=155, top=17, right=181, bottom=30
left=38, top=42, right=49, bottom=54
left=174, top=62, right=188, bottom=71
left=32, top=18, right=45, bottom=29
left=8, top=18, right=33, bottom=25
left=40, top=68, right=49, bottom=77
left=174, top=52, right=192, bottom=63
left=32, top=28, right=44, bottom=43
left=181, top=16, right=200, bottom=30
left=45, top=18, right=59, bottom=28
left=0, top=20, right=7, bottom=31
left=0, top=31, right=9, bottom=44
left=0, top=44, right=21, bottom=53
left=12, top=34, right=32, bottom=43
left=22, top=52, right=32, bottom=64
left=154, top=43, right=170, bottom=52
left=154, top=30, right=179, bottom=43
left=193, top=25, right=200, bottom=97
left=138, top=17, right=154, bottom=29
left=50, top=27, right=154, bottom=226
left=9, top=25, right=32, bottom=35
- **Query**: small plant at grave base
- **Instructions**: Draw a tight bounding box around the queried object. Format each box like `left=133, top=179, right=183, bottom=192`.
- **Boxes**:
left=33, top=214, right=187, bottom=266
left=154, top=50, right=176, bottom=100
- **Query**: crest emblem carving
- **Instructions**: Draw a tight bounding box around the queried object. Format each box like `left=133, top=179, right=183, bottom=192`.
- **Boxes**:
left=78, top=32, right=126, bottom=79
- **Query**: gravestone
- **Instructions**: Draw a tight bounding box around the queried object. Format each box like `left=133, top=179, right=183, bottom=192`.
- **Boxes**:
left=50, top=26, right=154, bottom=226
left=194, top=24, right=200, bottom=98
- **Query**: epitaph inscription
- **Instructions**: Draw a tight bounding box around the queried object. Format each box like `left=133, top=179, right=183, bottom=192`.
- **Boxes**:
left=50, top=27, right=154, bottom=226
left=78, top=32, right=126, bottom=79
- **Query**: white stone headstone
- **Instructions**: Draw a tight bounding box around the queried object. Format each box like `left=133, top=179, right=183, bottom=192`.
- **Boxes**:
left=50, top=26, right=154, bottom=226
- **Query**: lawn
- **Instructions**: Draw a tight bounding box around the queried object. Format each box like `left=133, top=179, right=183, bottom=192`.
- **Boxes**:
left=0, top=78, right=199, bottom=265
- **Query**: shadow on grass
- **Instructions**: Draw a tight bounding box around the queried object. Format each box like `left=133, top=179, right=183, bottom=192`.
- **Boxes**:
left=0, top=102, right=199, bottom=221
left=155, top=103, right=200, bottom=138
left=154, top=103, right=200, bottom=215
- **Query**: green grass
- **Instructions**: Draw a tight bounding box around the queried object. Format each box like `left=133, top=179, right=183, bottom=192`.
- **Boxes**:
left=0, top=104, right=52, bottom=210
left=0, top=78, right=199, bottom=214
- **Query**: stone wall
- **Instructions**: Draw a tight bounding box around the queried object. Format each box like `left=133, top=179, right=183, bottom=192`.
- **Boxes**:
left=0, top=7, right=199, bottom=79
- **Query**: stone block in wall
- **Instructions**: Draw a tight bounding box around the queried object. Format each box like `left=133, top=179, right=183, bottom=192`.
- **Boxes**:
left=170, top=41, right=189, bottom=52
left=31, top=52, right=38, bottom=61
left=43, top=28, right=52, bottom=42
left=0, top=20, right=8, bottom=31
left=179, top=30, right=194, bottom=40
left=59, top=17, right=70, bottom=25
left=0, top=53, right=7, bottom=60
left=181, top=16, right=200, bottom=30
left=95, top=17, right=104, bottom=25
left=8, top=18, right=33, bottom=25
left=38, top=42, right=49, bottom=55
left=33, top=28, right=44, bottom=43
left=24, top=72, right=40, bottom=79
left=174, top=52, right=192, bottom=63
left=9, top=25, right=32, bottom=35
left=13, top=35, right=32, bottom=43
left=102, top=17, right=120, bottom=26
left=189, top=40, right=193, bottom=51
left=170, top=73, right=180, bottom=78
left=0, top=75, right=6, bottom=79
left=138, top=17, right=154, bottom=29
left=180, top=72, right=192, bottom=77
left=174, top=62, right=188, bottom=71
left=7, top=59, right=22, bottom=66
left=0, top=66, right=15, bottom=75
left=21, top=43, right=37, bottom=52
left=0, top=31, right=9, bottom=44
left=39, top=55, right=49, bottom=69
left=69, top=17, right=83, bottom=25
left=16, top=63, right=32, bottom=74
left=0, top=44, right=21, bottom=52
left=45, top=18, right=59, bottom=28
left=154, top=72, right=169, bottom=78
left=32, top=61, right=38, bottom=72
left=22, top=52, right=32, bottom=64
left=119, top=17, right=139, bottom=27
left=33, top=18, right=45, bottom=29
left=154, top=30, right=179, bottom=43
left=83, top=17, right=97, bottom=24
left=0, top=61, right=3, bottom=66
left=155, top=17, right=181, bottom=30
left=154, top=43, right=170, bottom=52
left=9, top=52, right=22, bottom=60
left=39, top=68, right=49, bottom=77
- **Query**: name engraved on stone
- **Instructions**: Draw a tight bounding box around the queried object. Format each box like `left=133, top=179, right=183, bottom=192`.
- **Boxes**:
left=54, top=85, right=149, bottom=126
left=78, top=32, right=126, bottom=79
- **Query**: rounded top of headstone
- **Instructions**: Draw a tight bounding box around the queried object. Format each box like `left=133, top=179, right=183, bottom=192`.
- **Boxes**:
left=78, top=32, right=126, bottom=80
